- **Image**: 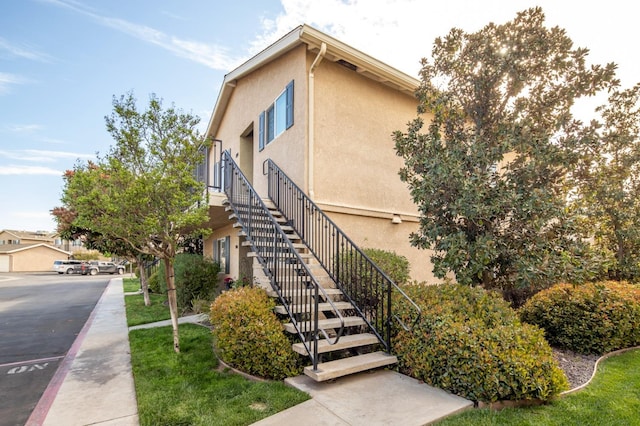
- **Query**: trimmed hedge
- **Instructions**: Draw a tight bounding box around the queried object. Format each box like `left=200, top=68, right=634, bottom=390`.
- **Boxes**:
left=209, top=287, right=303, bottom=380
left=393, top=283, right=567, bottom=403
left=519, top=281, right=640, bottom=354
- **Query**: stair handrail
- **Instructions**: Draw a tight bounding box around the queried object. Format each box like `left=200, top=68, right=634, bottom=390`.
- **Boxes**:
left=222, top=151, right=346, bottom=370
left=265, top=159, right=422, bottom=351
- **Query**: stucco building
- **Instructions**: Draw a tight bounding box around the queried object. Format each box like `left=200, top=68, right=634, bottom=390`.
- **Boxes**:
left=0, top=230, right=71, bottom=272
left=202, top=24, right=434, bottom=284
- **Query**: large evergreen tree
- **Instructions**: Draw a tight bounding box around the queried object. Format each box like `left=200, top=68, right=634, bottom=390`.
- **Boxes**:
left=393, top=8, right=617, bottom=299
left=572, top=84, right=640, bottom=281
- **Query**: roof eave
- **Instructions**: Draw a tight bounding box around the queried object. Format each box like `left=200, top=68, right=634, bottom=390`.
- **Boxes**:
left=205, top=24, right=420, bottom=140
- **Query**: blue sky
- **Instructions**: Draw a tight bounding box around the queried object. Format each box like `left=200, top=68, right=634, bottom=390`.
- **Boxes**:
left=1, top=0, right=637, bottom=232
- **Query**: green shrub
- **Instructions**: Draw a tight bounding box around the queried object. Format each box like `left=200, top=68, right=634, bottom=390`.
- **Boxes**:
left=392, top=283, right=568, bottom=403
left=155, top=254, right=221, bottom=313
left=148, top=271, right=162, bottom=294
left=72, top=252, right=100, bottom=261
left=519, top=281, right=640, bottom=354
left=363, top=248, right=411, bottom=284
left=209, top=287, right=303, bottom=380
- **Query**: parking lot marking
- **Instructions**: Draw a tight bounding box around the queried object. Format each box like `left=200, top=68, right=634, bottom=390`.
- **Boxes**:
left=1, top=355, right=64, bottom=370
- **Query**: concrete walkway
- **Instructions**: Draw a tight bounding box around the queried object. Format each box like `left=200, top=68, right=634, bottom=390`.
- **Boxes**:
left=253, top=372, right=473, bottom=426
left=31, top=278, right=138, bottom=426
left=34, top=278, right=473, bottom=426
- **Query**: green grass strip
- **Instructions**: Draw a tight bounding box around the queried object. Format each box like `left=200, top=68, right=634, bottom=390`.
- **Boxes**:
left=125, top=293, right=171, bottom=327
left=436, top=348, right=640, bottom=425
left=129, top=324, right=309, bottom=426
left=123, top=277, right=140, bottom=293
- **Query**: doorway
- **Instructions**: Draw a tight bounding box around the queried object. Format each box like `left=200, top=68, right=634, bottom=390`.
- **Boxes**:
left=239, top=125, right=254, bottom=184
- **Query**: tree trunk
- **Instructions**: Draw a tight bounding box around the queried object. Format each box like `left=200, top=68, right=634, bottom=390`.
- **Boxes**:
left=163, top=257, right=180, bottom=353
left=137, top=255, right=151, bottom=306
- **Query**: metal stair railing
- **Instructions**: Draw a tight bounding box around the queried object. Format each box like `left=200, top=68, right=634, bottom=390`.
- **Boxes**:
left=265, top=159, right=421, bottom=353
left=222, top=151, right=346, bottom=371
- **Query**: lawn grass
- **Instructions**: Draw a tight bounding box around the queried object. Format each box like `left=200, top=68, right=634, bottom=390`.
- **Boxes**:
left=435, top=348, right=640, bottom=426
left=123, top=276, right=640, bottom=425
left=129, top=324, right=310, bottom=426
left=123, top=277, right=172, bottom=327
left=125, top=293, right=171, bottom=327
left=123, top=277, right=140, bottom=293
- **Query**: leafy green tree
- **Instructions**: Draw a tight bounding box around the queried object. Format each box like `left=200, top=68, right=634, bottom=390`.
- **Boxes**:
left=56, top=92, right=210, bottom=352
left=572, top=84, right=640, bottom=281
left=51, top=206, right=155, bottom=305
left=393, top=8, right=617, bottom=299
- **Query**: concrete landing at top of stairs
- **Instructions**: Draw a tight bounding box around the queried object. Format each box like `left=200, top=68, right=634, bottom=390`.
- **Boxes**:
left=251, top=369, right=473, bottom=426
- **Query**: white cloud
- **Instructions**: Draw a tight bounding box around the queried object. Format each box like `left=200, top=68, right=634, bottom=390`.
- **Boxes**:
left=42, top=0, right=241, bottom=70
left=0, top=165, right=63, bottom=175
left=0, top=149, right=95, bottom=163
left=254, top=0, right=640, bottom=85
left=4, top=124, right=43, bottom=133
left=0, top=73, right=29, bottom=94
left=0, top=37, right=52, bottom=62
left=253, top=0, right=427, bottom=75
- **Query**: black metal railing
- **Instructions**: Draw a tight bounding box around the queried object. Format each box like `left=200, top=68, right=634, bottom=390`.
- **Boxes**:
left=266, top=159, right=421, bottom=353
left=222, top=151, right=345, bottom=371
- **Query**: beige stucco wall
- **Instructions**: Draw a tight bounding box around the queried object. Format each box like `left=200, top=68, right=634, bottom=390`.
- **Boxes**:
left=325, top=211, right=438, bottom=283
left=306, top=54, right=436, bottom=282
left=205, top=41, right=439, bottom=283
left=312, top=58, right=420, bottom=215
left=210, top=44, right=308, bottom=197
left=8, top=246, right=69, bottom=272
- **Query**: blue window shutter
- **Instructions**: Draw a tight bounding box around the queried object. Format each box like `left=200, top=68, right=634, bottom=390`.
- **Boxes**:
left=258, top=111, right=265, bottom=151
left=224, top=236, right=230, bottom=274
left=266, top=104, right=275, bottom=143
left=285, top=80, right=294, bottom=129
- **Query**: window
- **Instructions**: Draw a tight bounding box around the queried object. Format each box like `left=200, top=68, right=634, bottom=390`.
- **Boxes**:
left=214, top=236, right=230, bottom=274
left=259, top=80, right=294, bottom=151
left=194, top=145, right=207, bottom=185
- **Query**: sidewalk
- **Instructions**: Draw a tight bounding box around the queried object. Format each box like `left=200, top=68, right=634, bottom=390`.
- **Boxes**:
left=31, top=278, right=473, bottom=426
left=29, top=278, right=138, bottom=426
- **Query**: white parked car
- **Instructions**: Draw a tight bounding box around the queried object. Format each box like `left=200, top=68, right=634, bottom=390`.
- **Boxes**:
left=52, top=260, right=83, bottom=274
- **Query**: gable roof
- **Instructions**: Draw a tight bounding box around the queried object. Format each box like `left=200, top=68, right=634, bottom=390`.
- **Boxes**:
left=1, top=229, right=56, bottom=241
left=206, top=24, right=420, bottom=139
left=0, top=243, right=70, bottom=255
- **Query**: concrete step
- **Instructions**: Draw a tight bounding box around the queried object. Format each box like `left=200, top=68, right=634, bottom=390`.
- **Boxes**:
left=228, top=213, right=286, bottom=223
left=275, top=301, right=354, bottom=315
left=238, top=229, right=298, bottom=239
left=241, top=241, right=306, bottom=249
left=268, top=287, right=342, bottom=299
left=304, top=351, right=397, bottom=382
left=249, top=251, right=314, bottom=260
left=291, top=333, right=380, bottom=355
left=283, top=316, right=365, bottom=334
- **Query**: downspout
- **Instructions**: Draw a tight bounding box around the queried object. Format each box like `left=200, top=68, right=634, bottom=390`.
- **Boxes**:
left=308, top=42, right=326, bottom=199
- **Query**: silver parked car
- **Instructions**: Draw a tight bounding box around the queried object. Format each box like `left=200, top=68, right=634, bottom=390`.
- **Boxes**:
left=52, top=259, right=83, bottom=274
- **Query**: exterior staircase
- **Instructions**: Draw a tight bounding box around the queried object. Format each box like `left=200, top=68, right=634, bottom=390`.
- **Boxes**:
left=221, top=151, right=419, bottom=382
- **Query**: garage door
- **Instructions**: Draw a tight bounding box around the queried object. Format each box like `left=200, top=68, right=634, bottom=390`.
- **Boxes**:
left=0, top=255, right=9, bottom=272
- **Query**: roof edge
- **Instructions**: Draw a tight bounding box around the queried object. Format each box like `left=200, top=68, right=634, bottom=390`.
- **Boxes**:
left=205, top=24, right=420, bottom=140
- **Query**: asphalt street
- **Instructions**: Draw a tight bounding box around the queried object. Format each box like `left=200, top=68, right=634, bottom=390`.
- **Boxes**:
left=0, top=272, right=110, bottom=426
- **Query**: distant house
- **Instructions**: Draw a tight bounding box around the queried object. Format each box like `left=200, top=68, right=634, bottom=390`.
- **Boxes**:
left=0, top=243, right=71, bottom=273
left=0, top=229, right=86, bottom=272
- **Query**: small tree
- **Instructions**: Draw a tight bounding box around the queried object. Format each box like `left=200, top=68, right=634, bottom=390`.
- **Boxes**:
left=56, top=92, right=210, bottom=352
left=51, top=207, right=154, bottom=305
left=393, top=8, right=617, bottom=297
left=572, top=84, right=640, bottom=281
